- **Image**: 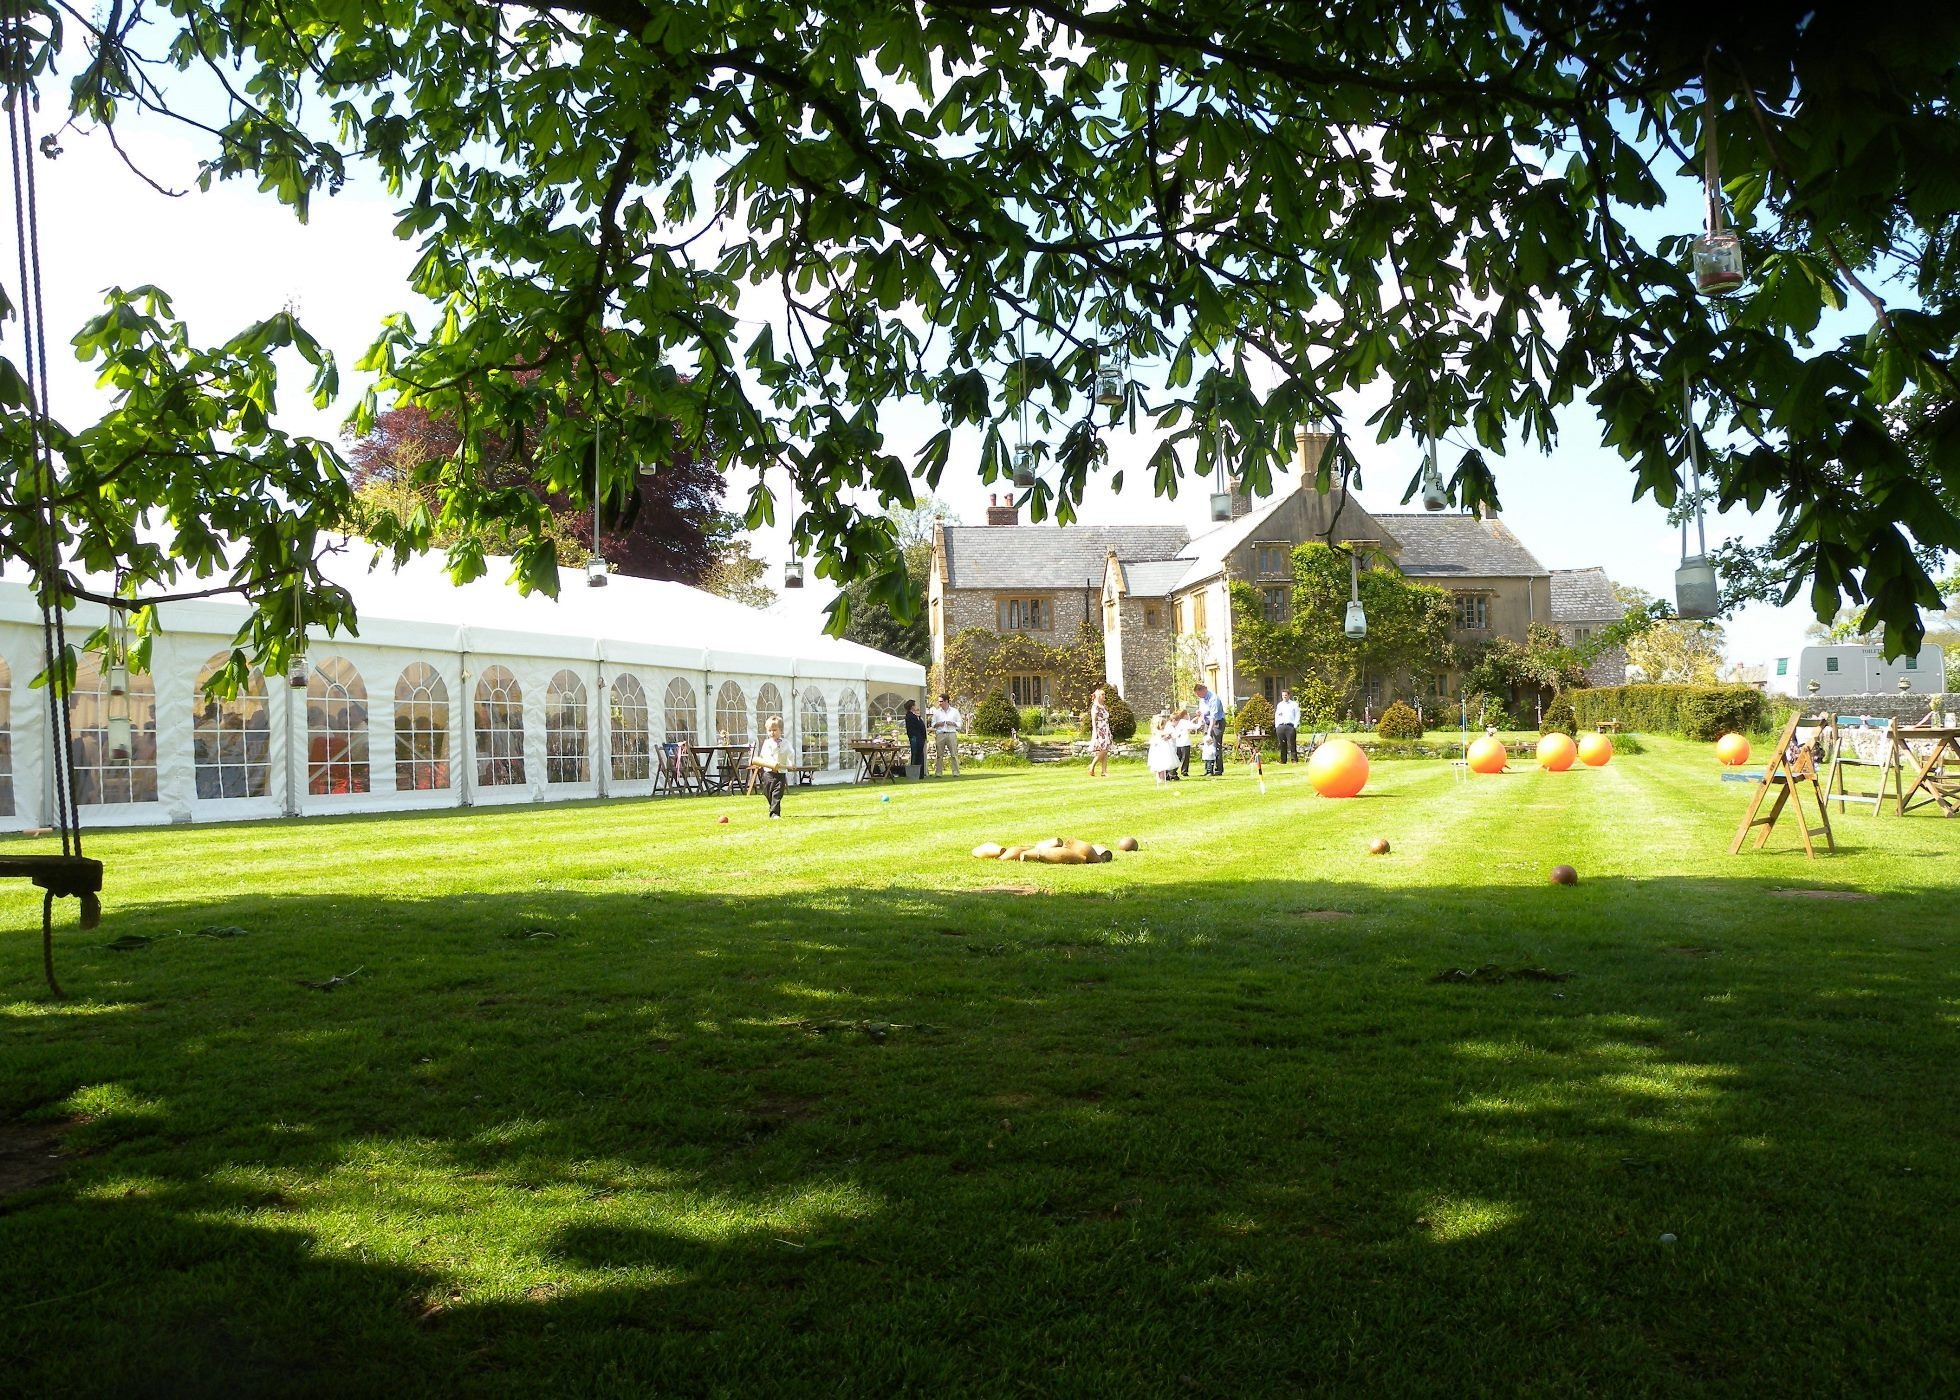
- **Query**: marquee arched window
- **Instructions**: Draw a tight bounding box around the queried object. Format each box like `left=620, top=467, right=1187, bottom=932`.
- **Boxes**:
left=756, top=683, right=784, bottom=731
left=869, top=691, right=906, bottom=729
left=0, top=657, right=13, bottom=817
left=799, top=687, right=829, bottom=769
left=610, top=673, right=650, bottom=782
left=474, top=665, right=526, bottom=787
left=193, top=654, right=270, bottom=799
left=307, top=657, right=370, bottom=795
left=545, top=669, right=590, bottom=783
left=664, top=677, right=697, bottom=745
left=67, top=654, right=159, bottom=806
left=837, top=689, right=864, bottom=749
left=394, top=662, right=450, bottom=791
left=715, top=681, right=749, bottom=746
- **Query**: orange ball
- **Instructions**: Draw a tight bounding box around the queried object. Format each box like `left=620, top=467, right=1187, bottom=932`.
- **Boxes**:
left=1467, top=736, right=1508, bottom=774
left=1577, top=733, right=1614, bottom=767
left=1715, top=733, right=1751, bottom=766
left=1536, top=733, right=1578, bottom=771
left=1307, top=738, right=1370, bottom=798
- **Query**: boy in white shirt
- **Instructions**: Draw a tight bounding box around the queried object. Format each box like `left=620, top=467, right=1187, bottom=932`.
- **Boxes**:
left=754, top=715, right=791, bottom=818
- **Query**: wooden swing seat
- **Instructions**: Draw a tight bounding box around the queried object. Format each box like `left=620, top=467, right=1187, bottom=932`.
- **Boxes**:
left=0, top=853, right=103, bottom=901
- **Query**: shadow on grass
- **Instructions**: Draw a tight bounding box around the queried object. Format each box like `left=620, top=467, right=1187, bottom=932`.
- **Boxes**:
left=3, top=873, right=1957, bottom=1394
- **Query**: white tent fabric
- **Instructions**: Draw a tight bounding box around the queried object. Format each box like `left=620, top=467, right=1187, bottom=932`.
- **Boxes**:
left=0, top=546, right=925, bottom=828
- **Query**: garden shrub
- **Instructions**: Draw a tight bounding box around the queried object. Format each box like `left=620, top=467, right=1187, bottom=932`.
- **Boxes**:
left=1236, top=693, right=1275, bottom=735
left=1376, top=700, right=1423, bottom=739
left=1104, top=692, right=1138, bottom=742
left=1019, top=707, right=1047, bottom=735
left=1570, top=684, right=1768, bottom=740
left=1294, top=676, right=1343, bottom=728
left=973, top=690, right=1019, bottom=736
left=1464, top=692, right=1514, bottom=730
left=1541, top=696, right=1577, bottom=736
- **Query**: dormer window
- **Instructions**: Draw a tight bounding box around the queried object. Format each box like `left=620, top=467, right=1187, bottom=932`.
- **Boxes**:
left=1255, top=544, right=1291, bottom=579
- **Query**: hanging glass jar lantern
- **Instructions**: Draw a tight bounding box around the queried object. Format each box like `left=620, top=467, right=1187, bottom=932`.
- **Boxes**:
left=585, top=556, right=610, bottom=587
left=1209, top=490, right=1234, bottom=522
left=1693, top=88, right=1746, bottom=296
left=1344, top=548, right=1368, bottom=639
left=1013, top=442, right=1039, bottom=489
left=784, top=555, right=804, bottom=589
left=1674, top=378, right=1721, bottom=620
left=106, top=711, right=132, bottom=763
left=1420, top=433, right=1448, bottom=511
left=1094, top=344, right=1128, bottom=408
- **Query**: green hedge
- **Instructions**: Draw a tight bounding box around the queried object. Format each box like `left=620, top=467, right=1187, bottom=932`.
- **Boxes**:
left=973, top=691, right=1019, bottom=736
left=1569, top=684, right=1769, bottom=740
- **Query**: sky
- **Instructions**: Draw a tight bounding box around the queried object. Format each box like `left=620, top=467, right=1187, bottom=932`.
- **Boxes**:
left=5, top=69, right=1844, bottom=672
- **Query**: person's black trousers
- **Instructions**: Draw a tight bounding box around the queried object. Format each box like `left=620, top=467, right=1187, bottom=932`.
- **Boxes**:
left=759, top=769, right=785, bottom=816
left=1277, top=724, right=1297, bottom=763
left=1177, top=745, right=1191, bottom=778
left=909, top=738, right=926, bottom=778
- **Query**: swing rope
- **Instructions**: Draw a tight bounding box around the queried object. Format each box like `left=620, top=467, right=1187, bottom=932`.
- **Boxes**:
left=5, top=5, right=104, bottom=996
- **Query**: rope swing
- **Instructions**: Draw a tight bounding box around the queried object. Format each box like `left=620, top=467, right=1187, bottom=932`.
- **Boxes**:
left=3, top=6, right=106, bottom=997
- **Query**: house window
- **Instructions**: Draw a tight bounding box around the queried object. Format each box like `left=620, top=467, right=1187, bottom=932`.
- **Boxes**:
left=1454, top=594, right=1489, bottom=630
left=1144, top=602, right=1162, bottom=628
left=997, top=597, right=1052, bottom=631
left=1825, top=656, right=1839, bottom=673
left=1905, top=656, right=1918, bottom=671
left=1261, top=676, right=1278, bottom=702
left=1775, top=658, right=1788, bottom=676
left=1192, top=594, right=1208, bottom=632
left=1261, top=587, right=1288, bottom=623
left=1008, top=674, right=1045, bottom=708
left=1255, top=544, right=1290, bottom=579
left=1573, top=626, right=1592, bottom=642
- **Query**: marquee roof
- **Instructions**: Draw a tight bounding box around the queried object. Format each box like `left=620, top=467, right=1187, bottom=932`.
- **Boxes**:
left=0, top=541, right=925, bottom=687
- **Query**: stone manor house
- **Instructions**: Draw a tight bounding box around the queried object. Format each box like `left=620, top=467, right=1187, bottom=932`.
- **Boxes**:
left=927, top=428, right=1626, bottom=715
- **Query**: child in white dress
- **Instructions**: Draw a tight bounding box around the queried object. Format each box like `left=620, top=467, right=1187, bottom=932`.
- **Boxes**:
left=1147, top=713, right=1179, bottom=785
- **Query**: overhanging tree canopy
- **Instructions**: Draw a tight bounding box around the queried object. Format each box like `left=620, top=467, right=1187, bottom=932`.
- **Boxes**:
left=8, top=0, right=1960, bottom=663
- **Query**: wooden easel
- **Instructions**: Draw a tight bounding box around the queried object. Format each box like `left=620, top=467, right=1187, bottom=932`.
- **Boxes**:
left=1730, top=712, right=1835, bottom=858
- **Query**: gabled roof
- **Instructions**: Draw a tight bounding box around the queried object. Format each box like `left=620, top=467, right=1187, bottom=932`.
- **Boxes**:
left=1168, top=495, right=1290, bottom=590
left=941, top=524, right=1189, bottom=590
left=1550, top=566, right=1626, bottom=622
left=1373, top=513, right=1546, bottom=577
left=1118, top=559, right=1191, bottom=598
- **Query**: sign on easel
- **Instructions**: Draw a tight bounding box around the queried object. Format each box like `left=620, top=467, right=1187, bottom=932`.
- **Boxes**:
left=1730, top=712, right=1835, bottom=858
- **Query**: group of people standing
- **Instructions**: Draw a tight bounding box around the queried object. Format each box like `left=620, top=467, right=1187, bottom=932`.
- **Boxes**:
left=899, top=695, right=965, bottom=779
left=1136, top=683, right=1227, bottom=785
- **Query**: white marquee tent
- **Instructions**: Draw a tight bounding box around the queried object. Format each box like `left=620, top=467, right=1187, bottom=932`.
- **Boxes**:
left=0, top=545, right=926, bottom=828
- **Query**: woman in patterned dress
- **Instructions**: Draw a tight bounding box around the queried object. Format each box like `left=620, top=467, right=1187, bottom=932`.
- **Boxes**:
left=1087, top=687, right=1113, bottom=778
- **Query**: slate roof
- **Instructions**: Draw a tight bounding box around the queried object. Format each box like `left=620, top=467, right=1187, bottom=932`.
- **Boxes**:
left=1165, top=495, right=1290, bottom=591
left=1117, top=559, right=1191, bottom=598
left=941, top=524, right=1190, bottom=590
left=1372, top=513, right=1546, bottom=578
left=1550, top=566, right=1626, bottom=622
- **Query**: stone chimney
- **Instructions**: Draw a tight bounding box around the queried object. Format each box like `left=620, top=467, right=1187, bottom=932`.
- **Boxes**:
left=986, top=492, right=1020, bottom=526
left=1294, top=425, right=1334, bottom=493
left=1225, top=479, right=1255, bottom=519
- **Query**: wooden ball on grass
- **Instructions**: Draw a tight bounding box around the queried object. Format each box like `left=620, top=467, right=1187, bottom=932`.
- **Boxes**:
left=1367, top=838, right=1391, bottom=855
left=1116, top=836, right=1139, bottom=852
left=1550, top=864, right=1578, bottom=886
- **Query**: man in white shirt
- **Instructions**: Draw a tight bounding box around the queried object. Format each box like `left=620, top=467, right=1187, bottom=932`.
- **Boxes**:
left=927, top=693, right=963, bottom=776
left=1274, top=689, right=1302, bottom=763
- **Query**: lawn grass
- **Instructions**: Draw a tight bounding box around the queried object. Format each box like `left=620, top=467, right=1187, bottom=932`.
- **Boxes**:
left=3, top=739, right=1957, bottom=1396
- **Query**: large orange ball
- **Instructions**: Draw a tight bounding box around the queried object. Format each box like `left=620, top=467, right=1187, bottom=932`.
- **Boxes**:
left=1536, top=733, right=1578, bottom=771
left=1307, top=738, right=1370, bottom=798
left=1714, top=733, right=1751, bottom=766
left=1467, top=736, right=1508, bottom=774
left=1577, top=733, right=1614, bottom=767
